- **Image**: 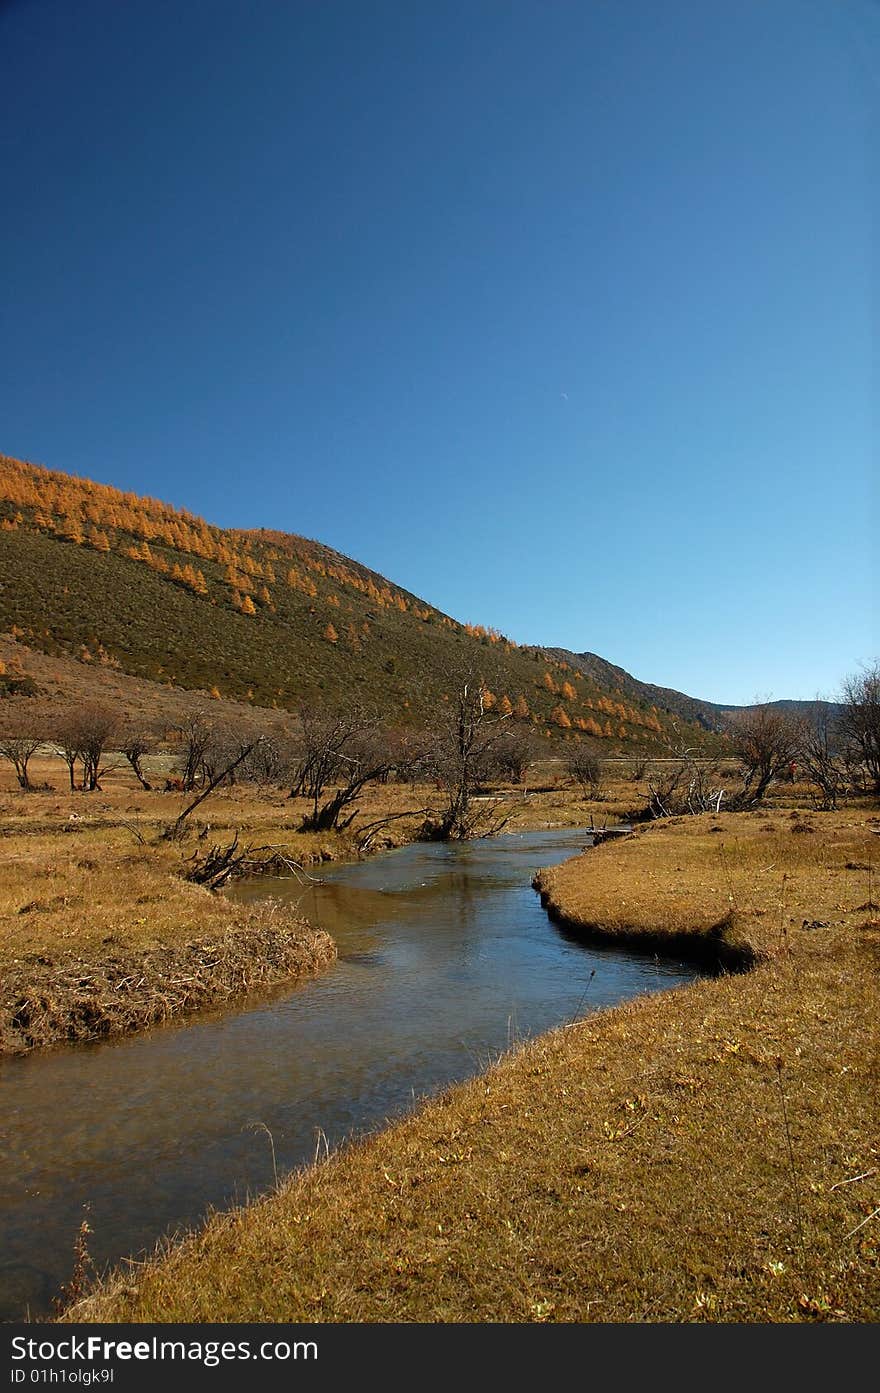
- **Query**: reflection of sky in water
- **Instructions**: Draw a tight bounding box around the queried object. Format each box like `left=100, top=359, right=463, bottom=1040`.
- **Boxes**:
left=0, top=829, right=701, bottom=1319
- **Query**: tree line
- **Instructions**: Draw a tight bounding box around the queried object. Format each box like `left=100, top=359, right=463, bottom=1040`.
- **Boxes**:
left=0, top=677, right=540, bottom=840
left=1, top=665, right=878, bottom=840
left=632, top=666, right=880, bottom=818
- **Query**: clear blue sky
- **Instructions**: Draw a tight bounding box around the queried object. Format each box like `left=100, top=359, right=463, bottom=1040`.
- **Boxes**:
left=2, top=0, right=876, bottom=704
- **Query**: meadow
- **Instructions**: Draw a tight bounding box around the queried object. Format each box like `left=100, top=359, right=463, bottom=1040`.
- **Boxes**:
left=1, top=744, right=873, bottom=1321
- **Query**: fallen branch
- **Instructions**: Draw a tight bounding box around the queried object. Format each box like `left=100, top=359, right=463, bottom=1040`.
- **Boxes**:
left=183, top=833, right=248, bottom=889
left=240, top=845, right=325, bottom=884
left=355, top=807, right=430, bottom=852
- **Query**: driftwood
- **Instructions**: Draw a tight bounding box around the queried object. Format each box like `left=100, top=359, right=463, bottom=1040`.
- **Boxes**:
left=183, top=833, right=247, bottom=889
left=239, top=845, right=324, bottom=884
left=355, top=807, right=430, bottom=852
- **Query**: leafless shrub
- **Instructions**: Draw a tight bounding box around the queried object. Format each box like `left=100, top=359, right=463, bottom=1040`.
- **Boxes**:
left=484, top=727, right=535, bottom=785
left=643, top=747, right=727, bottom=819
left=53, top=704, right=118, bottom=792
left=727, top=704, right=804, bottom=806
left=240, top=734, right=288, bottom=786
left=0, top=708, right=42, bottom=790
left=566, top=746, right=604, bottom=799
left=799, top=702, right=846, bottom=811
left=838, top=663, right=880, bottom=796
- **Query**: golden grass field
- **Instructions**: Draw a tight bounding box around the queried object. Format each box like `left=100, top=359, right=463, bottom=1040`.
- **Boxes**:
left=49, top=799, right=878, bottom=1324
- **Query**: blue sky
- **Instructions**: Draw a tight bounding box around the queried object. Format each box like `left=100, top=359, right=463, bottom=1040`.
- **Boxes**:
left=1, top=0, right=876, bottom=703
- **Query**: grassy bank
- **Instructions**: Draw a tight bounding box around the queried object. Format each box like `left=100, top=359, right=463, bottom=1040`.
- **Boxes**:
left=0, top=760, right=350, bottom=1054
left=0, top=811, right=337, bottom=1052
left=65, top=808, right=879, bottom=1322
left=533, top=808, right=866, bottom=969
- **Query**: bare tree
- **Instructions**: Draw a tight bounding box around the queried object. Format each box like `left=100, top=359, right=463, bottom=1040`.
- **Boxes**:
left=200, top=723, right=245, bottom=786
left=54, top=717, right=82, bottom=792
left=727, top=703, right=803, bottom=806
left=77, top=705, right=119, bottom=791
left=241, top=733, right=288, bottom=786
left=838, top=663, right=880, bottom=796
left=287, top=707, right=343, bottom=803
left=173, top=711, right=214, bottom=791
left=163, top=737, right=264, bottom=841
left=799, top=701, right=846, bottom=810
left=53, top=704, right=118, bottom=791
left=119, top=724, right=156, bottom=791
left=566, top=746, right=604, bottom=799
left=0, top=710, right=42, bottom=790
left=485, top=726, right=535, bottom=786
left=290, top=708, right=400, bottom=832
left=423, top=675, right=513, bottom=839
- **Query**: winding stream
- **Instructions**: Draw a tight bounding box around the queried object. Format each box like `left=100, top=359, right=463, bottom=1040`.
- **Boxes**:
left=0, top=828, right=702, bottom=1320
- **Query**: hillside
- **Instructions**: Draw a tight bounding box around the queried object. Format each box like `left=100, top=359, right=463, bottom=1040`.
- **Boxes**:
left=0, top=453, right=715, bottom=750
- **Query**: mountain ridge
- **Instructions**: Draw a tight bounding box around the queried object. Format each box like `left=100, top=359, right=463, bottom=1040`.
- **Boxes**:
left=542, top=647, right=840, bottom=733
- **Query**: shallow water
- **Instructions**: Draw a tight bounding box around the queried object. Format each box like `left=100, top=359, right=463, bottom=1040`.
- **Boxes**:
left=0, top=829, right=701, bottom=1319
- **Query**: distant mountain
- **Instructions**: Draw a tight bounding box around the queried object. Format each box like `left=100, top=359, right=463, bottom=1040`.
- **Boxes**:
left=0, top=454, right=718, bottom=752
left=543, top=648, right=840, bottom=734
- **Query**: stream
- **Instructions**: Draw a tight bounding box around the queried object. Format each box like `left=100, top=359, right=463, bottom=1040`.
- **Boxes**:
left=0, top=828, right=703, bottom=1320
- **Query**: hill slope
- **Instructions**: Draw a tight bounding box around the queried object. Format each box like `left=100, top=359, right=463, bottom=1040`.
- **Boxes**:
left=0, top=453, right=713, bottom=750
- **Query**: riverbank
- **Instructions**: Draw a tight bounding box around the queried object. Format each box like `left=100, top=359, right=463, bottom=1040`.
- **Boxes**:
left=0, top=758, right=615, bottom=1054
left=67, top=808, right=879, bottom=1322
left=1, top=894, right=335, bottom=1054
left=533, top=809, right=839, bottom=970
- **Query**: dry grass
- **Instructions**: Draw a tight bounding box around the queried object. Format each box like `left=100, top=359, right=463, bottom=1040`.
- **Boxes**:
left=65, top=808, right=879, bottom=1323
left=0, top=635, right=296, bottom=739
left=535, top=808, right=878, bottom=963
left=0, top=761, right=349, bottom=1053
left=2, top=900, right=336, bottom=1054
